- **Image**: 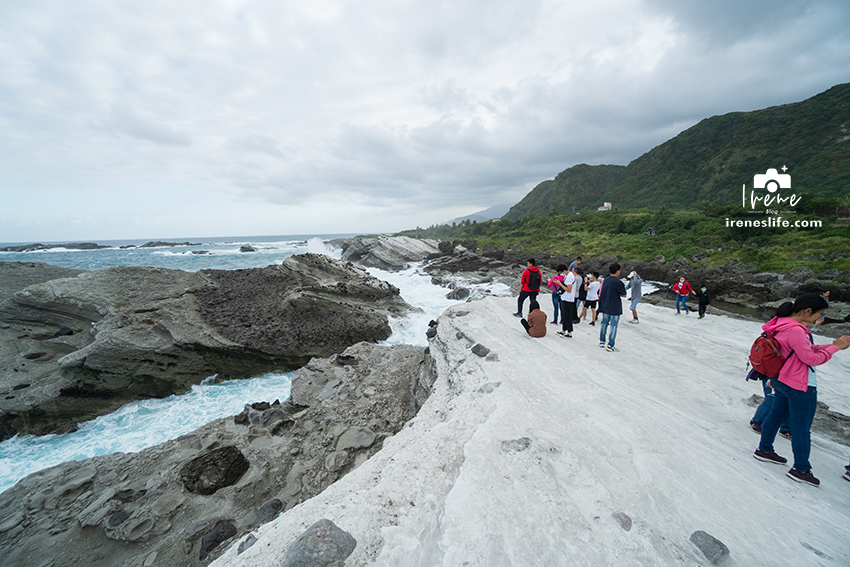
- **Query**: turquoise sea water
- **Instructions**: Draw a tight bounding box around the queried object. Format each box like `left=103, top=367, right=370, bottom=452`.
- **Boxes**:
left=0, top=234, right=461, bottom=493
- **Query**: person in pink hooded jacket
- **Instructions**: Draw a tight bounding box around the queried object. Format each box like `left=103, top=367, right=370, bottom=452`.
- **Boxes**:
left=753, top=294, right=850, bottom=487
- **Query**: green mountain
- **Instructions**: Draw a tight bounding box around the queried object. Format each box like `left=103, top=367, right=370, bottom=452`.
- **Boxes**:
left=505, top=83, right=850, bottom=219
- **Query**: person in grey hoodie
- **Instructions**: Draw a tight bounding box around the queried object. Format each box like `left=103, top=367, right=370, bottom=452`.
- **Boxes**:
left=625, top=270, right=643, bottom=324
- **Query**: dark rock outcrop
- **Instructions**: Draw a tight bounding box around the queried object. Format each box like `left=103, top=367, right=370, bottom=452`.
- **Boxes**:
left=0, top=342, right=436, bottom=567
left=139, top=241, right=202, bottom=248
left=0, top=243, right=109, bottom=252
left=0, top=255, right=411, bottom=439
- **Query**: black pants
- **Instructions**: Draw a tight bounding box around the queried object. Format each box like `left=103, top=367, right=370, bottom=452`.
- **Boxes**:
left=561, top=300, right=576, bottom=333
left=517, top=290, right=538, bottom=315
left=520, top=319, right=531, bottom=334
left=699, top=303, right=708, bottom=316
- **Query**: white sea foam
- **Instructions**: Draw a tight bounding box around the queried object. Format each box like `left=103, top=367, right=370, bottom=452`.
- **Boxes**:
left=0, top=238, right=501, bottom=494
left=0, top=372, right=292, bottom=493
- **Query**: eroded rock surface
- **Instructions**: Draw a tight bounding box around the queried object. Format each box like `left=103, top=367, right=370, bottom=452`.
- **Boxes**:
left=329, top=235, right=441, bottom=270
left=0, top=342, right=436, bottom=567
left=0, top=255, right=410, bottom=438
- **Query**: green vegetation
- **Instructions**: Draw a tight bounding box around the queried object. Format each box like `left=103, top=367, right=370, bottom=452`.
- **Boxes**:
left=395, top=84, right=850, bottom=274
left=397, top=205, right=850, bottom=274
left=505, top=83, right=850, bottom=219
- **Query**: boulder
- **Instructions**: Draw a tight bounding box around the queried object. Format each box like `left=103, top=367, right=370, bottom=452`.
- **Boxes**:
left=0, top=342, right=436, bottom=567
left=280, top=519, right=357, bottom=567
left=0, top=254, right=411, bottom=439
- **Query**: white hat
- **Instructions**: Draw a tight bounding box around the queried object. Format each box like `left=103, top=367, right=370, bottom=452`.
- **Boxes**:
left=628, top=271, right=637, bottom=279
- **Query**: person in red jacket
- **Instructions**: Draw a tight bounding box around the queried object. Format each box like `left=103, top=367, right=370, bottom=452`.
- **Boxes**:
left=672, top=276, right=694, bottom=314
left=753, top=294, right=850, bottom=487
left=514, top=258, right=542, bottom=317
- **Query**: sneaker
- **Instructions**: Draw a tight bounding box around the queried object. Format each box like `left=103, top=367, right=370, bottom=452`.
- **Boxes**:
left=779, top=430, right=792, bottom=441
left=606, top=345, right=619, bottom=352
left=589, top=321, right=595, bottom=326
left=629, top=319, right=639, bottom=324
left=675, top=312, right=680, bottom=315
left=749, top=421, right=762, bottom=434
left=599, top=342, right=606, bottom=348
left=698, top=314, right=704, bottom=319
left=513, top=312, right=522, bottom=317
left=550, top=321, right=559, bottom=325
left=573, top=319, right=581, bottom=325
left=556, top=331, right=565, bottom=336
left=754, top=450, right=787, bottom=465
left=787, top=468, right=820, bottom=487
left=843, top=471, right=850, bottom=483
left=566, top=332, right=572, bottom=338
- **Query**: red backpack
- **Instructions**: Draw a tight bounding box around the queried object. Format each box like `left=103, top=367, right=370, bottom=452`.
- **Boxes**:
left=747, top=331, right=788, bottom=378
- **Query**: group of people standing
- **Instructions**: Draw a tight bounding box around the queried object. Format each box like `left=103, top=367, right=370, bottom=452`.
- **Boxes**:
left=515, top=258, right=850, bottom=488
left=514, top=257, right=631, bottom=352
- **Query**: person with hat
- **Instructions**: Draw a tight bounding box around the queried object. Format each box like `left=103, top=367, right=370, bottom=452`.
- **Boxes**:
left=625, top=270, right=643, bottom=324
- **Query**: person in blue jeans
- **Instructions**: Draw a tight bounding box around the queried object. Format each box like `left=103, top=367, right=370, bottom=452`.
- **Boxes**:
left=547, top=265, right=567, bottom=325
left=597, top=263, right=627, bottom=352
left=747, top=369, right=791, bottom=438
left=754, top=294, right=850, bottom=487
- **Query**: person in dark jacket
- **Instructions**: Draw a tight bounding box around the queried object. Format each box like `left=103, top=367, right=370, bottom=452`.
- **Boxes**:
left=598, top=263, right=627, bottom=352
left=696, top=286, right=711, bottom=319
left=514, top=259, right=543, bottom=317
left=520, top=300, right=548, bottom=337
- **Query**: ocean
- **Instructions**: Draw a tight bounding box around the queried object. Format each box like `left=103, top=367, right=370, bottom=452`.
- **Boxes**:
left=0, top=235, right=498, bottom=493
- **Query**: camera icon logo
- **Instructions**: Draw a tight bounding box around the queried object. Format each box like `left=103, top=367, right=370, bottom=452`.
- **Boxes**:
left=753, top=168, right=791, bottom=193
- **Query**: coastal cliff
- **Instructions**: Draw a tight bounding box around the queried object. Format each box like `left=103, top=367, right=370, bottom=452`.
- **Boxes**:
left=0, top=254, right=411, bottom=439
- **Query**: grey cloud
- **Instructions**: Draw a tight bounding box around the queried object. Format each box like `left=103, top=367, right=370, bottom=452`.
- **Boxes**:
left=110, top=105, right=192, bottom=146
left=226, top=134, right=284, bottom=157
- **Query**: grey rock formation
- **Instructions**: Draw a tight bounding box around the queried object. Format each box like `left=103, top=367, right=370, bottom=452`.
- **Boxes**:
left=0, top=254, right=411, bottom=439
left=0, top=243, right=109, bottom=252
left=689, top=530, right=730, bottom=565
left=0, top=342, right=436, bottom=567
left=329, top=235, right=441, bottom=270
left=280, top=519, right=356, bottom=567
left=139, top=241, right=202, bottom=248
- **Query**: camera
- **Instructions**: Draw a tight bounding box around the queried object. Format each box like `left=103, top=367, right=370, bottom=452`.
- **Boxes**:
left=753, top=168, right=791, bottom=193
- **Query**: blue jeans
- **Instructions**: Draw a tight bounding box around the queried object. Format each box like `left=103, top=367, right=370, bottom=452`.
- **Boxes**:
left=759, top=379, right=817, bottom=472
left=752, top=380, right=790, bottom=432
left=599, top=313, right=620, bottom=347
left=551, top=291, right=561, bottom=323
left=675, top=295, right=689, bottom=313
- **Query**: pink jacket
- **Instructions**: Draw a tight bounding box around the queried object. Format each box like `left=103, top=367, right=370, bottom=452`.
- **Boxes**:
left=548, top=274, right=565, bottom=291
left=762, top=316, right=840, bottom=391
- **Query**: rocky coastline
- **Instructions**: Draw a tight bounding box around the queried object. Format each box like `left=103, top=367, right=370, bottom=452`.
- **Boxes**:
left=326, top=237, right=850, bottom=335
left=0, top=254, right=411, bottom=440
left=0, top=342, right=436, bottom=566
left=3, top=235, right=850, bottom=567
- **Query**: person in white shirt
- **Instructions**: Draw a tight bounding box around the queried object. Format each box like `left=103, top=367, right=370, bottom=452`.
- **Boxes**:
left=578, top=271, right=600, bottom=326
left=555, top=266, right=582, bottom=338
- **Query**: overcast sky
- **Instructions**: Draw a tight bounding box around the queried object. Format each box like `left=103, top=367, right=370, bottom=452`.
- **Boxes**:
left=1, top=0, right=849, bottom=243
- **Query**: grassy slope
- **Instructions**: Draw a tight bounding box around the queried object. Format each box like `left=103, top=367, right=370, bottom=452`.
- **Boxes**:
left=505, top=83, right=850, bottom=219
